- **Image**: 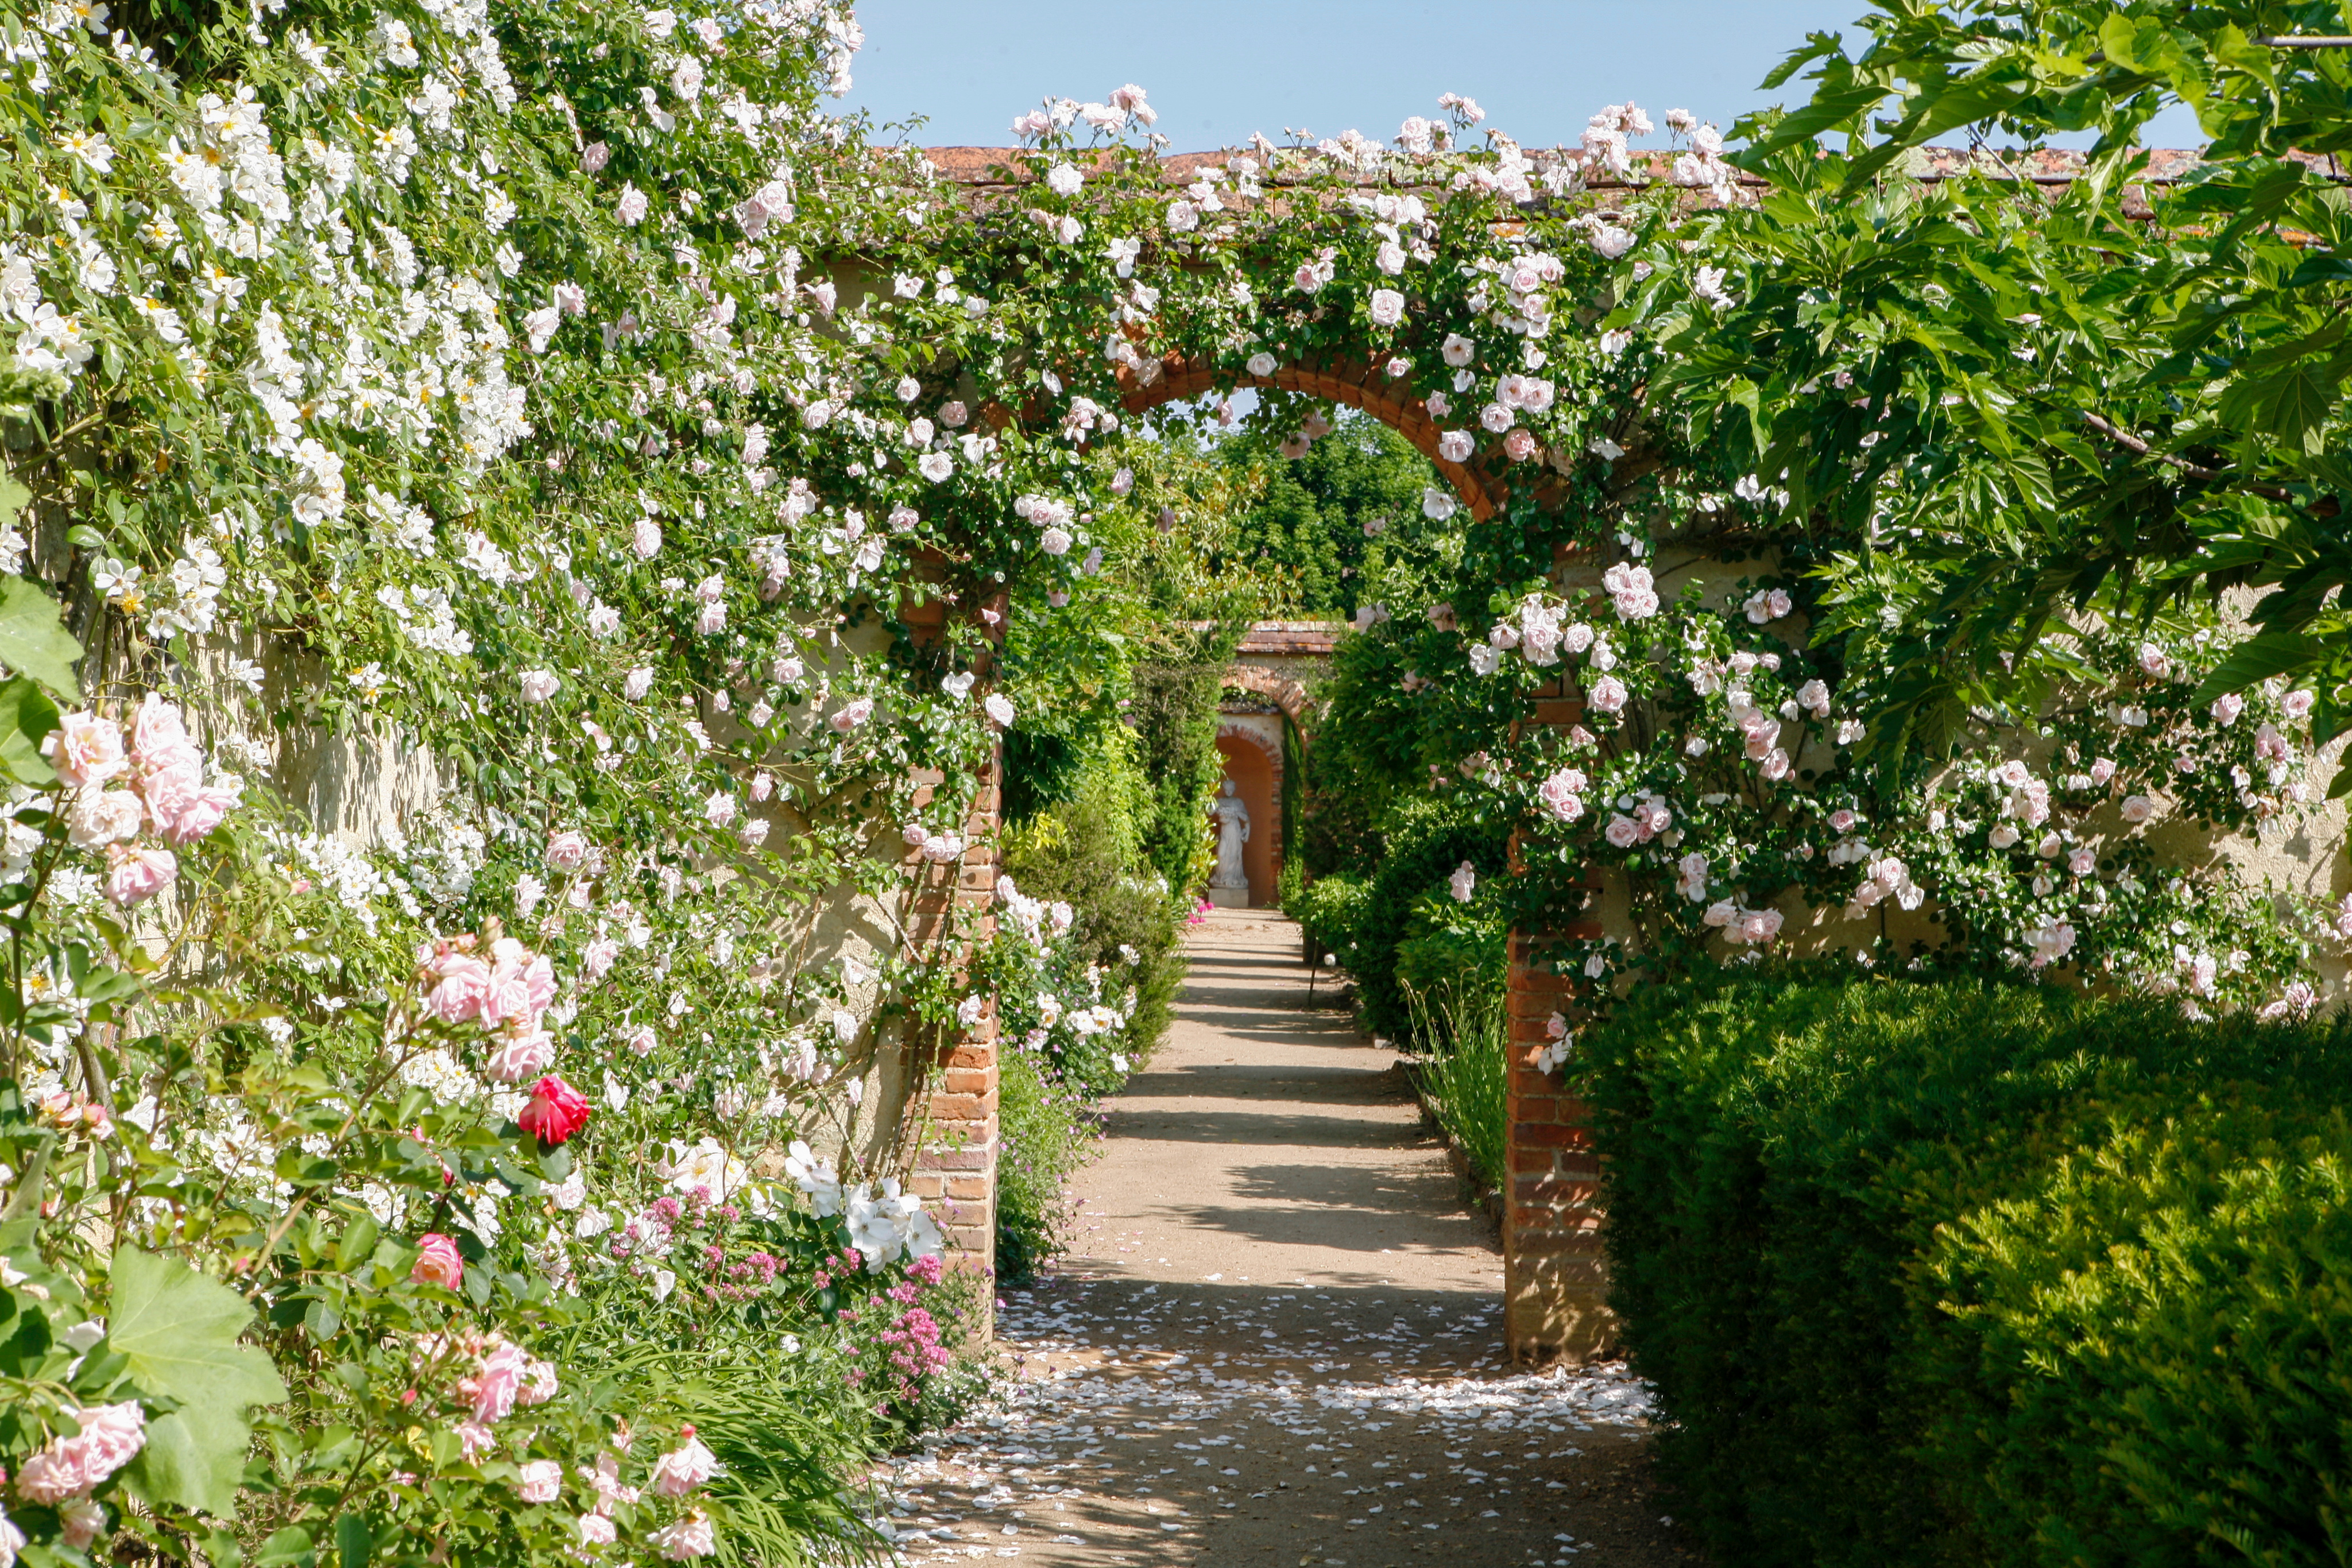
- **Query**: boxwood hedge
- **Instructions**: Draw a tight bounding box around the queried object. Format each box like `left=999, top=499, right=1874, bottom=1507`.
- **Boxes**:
left=1581, top=970, right=2352, bottom=1567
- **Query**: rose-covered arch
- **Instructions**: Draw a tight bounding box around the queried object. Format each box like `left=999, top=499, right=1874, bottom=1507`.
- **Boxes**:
left=1114, top=352, right=1512, bottom=522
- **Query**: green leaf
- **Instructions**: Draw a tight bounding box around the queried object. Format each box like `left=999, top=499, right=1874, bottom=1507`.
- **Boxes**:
left=254, top=1528, right=313, bottom=1568
left=2188, top=628, right=2323, bottom=705
left=0, top=473, right=26, bottom=533
left=0, top=578, right=80, bottom=701
left=111, top=1246, right=288, bottom=1518
left=335, top=1513, right=372, bottom=1568
left=0, top=675, right=61, bottom=787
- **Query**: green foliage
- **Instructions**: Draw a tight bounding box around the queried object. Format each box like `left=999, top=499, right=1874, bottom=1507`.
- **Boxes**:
left=1394, top=885, right=1508, bottom=1024
left=109, top=1245, right=289, bottom=1518
left=1401, top=982, right=1508, bottom=1197
left=1291, top=797, right=1506, bottom=1041
left=1583, top=970, right=2352, bottom=1568
left=1211, top=413, right=1451, bottom=617
left=992, top=1050, right=1092, bottom=1287
left=1128, top=633, right=1239, bottom=899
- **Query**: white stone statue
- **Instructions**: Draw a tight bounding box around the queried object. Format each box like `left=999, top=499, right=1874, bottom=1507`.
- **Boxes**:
left=1209, top=778, right=1251, bottom=891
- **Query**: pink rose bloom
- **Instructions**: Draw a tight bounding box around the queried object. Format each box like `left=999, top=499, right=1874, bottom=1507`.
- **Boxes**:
left=2119, top=795, right=2156, bottom=823
left=453, top=1418, right=496, bottom=1463
left=2209, top=692, right=2245, bottom=727
left=1293, top=263, right=1324, bottom=293
left=626, top=1025, right=658, bottom=1057
left=518, top=1074, right=593, bottom=1145
left=1828, top=809, right=1858, bottom=833
left=1735, top=908, right=1784, bottom=945
left=2088, top=756, right=2117, bottom=785
left=547, top=831, right=589, bottom=870
left=67, top=789, right=145, bottom=851
left=131, top=695, right=199, bottom=775
left=1587, top=675, right=1628, bottom=713
left=485, top=1032, right=555, bottom=1085
left=424, top=953, right=493, bottom=1024
left=579, top=1515, right=618, bottom=1548
left=2283, top=689, right=2316, bottom=722
left=520, top=1358, right=559, bottom=1407
left=60, top=1497, right=105, bottom=1549
left=104, top=845, right=177, bottom=907
left=412, top=1232, right=465, bottom=1290
left=1760, top=749, right=1792, bottom=781
left=651, top=1512, right=716, bottom=1561
left=829, top=698, right=875, bottom=732
left=467, top=1341, right=531, bottom=1423
left=583, top=938, right=621, bottom=982
left=1538, top=768, right=1586, bottom=823
left=14, top=1401, right=147, bottom=1503
left=2068, top=848, right=2096, bottom=876
left=517, top=1459, right=563, bottom=1503
left=158, top=784, right=239, bottom=845
left=1503, top=429, right=1537, bottom=462
left=650, top=1434, right=719, bottom=1498
left=480, top=938, right=556, bottom=1027
left=44, top=712, right=126, bottom=789
left=1603, top=815, right=1640, bottom=849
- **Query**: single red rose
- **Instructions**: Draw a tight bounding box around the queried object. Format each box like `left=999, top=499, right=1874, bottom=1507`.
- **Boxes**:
left=517, top=1073, right=592, bottom=1145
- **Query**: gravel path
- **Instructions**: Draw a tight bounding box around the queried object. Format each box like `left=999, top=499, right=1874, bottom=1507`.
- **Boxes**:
left=876, top=910, right=1704, bottom=1567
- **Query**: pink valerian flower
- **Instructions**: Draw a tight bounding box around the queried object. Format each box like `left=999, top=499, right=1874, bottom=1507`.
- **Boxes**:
left=42, top=711, right=126, bottom=788
left=517, top=1459, right=563, bottom=1503
left=14, top=1401, right=147, bottom=1503
left=649, top=1433, right=719, bottom=1497
left=650, top=1512, right=716, bottom=1561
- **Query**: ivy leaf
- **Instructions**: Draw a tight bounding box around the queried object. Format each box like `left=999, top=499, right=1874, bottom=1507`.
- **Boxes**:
left=111, top=1245, right=288, bottom=1518
left=0, top=577, right=82, bottom=701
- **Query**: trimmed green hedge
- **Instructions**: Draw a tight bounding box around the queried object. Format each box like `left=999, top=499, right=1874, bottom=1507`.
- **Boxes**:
left=1583, top=971, right=2352, bottom=1568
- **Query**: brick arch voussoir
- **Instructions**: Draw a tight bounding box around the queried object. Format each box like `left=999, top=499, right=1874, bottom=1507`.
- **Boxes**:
left=1225, top=664, right=1312, bottom=729
left=1214, top=717, right=1283, bottom=775
left=1116, top=353, right=1509, bottom=522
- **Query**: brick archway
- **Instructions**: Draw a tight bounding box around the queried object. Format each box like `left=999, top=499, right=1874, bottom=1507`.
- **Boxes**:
left=1114, top=352, right=1511, bottom=522
left=1227, top=664, right=1312, bottom=726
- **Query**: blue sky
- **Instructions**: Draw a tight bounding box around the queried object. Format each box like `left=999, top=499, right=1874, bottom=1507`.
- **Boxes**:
left=841, top=0, right=2203, bottom=152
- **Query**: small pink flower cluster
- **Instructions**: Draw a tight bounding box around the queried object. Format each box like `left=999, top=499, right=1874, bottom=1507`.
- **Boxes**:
left=416, top=931, right=559, bottom=1082
left=879, top=1304, right=950, bottom=1383
left=1704, top=900, right=1785, bottom=947
left=48, top=696, right=241, bottom=906
left=16, top=1400, right=146, bottom=1504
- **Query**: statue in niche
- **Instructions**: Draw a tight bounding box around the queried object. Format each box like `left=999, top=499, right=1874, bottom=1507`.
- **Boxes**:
left=1209, top=777, right=1251, bottom=892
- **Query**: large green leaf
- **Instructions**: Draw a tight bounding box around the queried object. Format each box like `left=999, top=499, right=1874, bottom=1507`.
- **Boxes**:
left=0, top=576, right=81, bottom=701
left=0, top=674, right=61, bottom=785
left=110, top=1246, right=287, bottom=1518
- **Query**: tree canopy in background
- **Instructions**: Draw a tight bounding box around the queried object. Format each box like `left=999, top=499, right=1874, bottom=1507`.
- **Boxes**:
left=1628, top=0, right=2352, bottom=781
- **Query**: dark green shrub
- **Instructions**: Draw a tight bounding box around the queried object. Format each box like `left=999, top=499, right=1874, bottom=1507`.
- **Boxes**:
left=1582, top=971, right=2352, bottom=1568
